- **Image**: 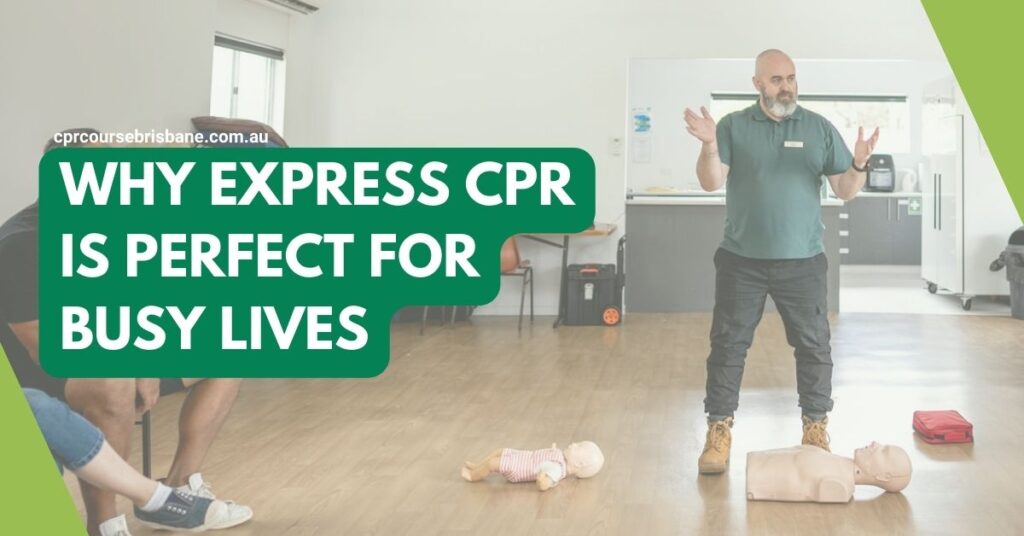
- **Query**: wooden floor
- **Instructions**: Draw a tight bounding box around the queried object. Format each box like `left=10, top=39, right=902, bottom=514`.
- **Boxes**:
left=64, top=312, right=1024, bottom=535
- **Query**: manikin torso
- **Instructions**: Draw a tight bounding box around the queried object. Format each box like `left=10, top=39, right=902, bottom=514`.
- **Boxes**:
left=746, top=445, right=856, bottom=503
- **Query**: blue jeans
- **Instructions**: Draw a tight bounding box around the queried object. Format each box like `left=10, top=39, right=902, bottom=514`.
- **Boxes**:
left=24, top=388, right=105, bottom=473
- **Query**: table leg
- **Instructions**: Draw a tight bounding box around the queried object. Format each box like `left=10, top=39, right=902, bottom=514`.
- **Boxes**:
left=553, top=234, right=570, bottom=328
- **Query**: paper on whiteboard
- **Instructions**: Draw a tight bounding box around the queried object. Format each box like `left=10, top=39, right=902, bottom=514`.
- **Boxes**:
left=632, top=107, right=652, bottom=134
left=631, top=106, right=652, bottom=163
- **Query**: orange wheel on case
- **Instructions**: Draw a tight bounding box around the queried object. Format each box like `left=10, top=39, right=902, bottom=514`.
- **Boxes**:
left=602, top=307, right=621, bottom=326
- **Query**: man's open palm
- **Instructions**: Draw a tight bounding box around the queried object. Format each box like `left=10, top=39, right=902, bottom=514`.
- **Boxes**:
left=685, top=106, right=717, bottom=144
left=855, top=126, right=880, bottom=166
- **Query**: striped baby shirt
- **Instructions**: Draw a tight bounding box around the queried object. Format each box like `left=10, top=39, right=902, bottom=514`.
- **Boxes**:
left=498, top=447, right=567, bottom=483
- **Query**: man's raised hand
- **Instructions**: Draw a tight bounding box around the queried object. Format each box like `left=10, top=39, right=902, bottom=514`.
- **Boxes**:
left=855, top=126, right=880, bottom=167
left=684, top=106, right=717, bottom=144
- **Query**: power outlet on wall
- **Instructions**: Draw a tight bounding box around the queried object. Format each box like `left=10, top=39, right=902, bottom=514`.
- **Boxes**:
left=608, top=137, right=623, bottom=156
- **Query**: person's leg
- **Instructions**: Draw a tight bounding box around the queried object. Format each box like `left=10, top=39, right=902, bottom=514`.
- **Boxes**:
left=26, top=387, right=230, bottom=533
left=64, top=379, right=137, bottom=536
left=704, top=248, right=770, bottom=418
left=164, top=379, right=241, bottom=487
left=78, top=440, right=229, bottom=533
left=24, top=388, right=105, bottom=474
left=768, top=253, right=834, bottom=419
left=24, top=388, right=166, bottom=506
left=75, top=442, right=159, bottom=507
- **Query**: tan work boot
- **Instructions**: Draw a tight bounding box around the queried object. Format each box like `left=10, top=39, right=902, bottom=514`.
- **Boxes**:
left=698, top=417, right=734, bottom=474
left=801, top=416, right=831, bottom=452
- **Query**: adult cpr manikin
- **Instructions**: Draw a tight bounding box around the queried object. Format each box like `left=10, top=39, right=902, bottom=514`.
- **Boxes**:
left=746, top=442, right=911, bottom=503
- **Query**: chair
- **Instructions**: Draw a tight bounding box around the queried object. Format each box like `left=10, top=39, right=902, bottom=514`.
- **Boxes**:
left=418, top=304, right=470, bottom=335
left=418, top=238, right=533, bottom=334
left=500, top=237, right=534, bottom=333
left=137, top=412, right=152, bottom=477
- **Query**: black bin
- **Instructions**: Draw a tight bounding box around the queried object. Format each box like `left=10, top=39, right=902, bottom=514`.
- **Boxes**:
left=1006, top=227, right=1024, bottom=320
left=990, top=226, right=1024, bottom=320
left=566, top=264, right=618, bottom=326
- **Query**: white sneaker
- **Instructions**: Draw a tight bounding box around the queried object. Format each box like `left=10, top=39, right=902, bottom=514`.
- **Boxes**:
left=98, top=514, right=132, bottom=536
left=174, top=473, right=253, bottom=529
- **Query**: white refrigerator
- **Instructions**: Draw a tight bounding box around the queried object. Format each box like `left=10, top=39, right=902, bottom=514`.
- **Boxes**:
left=921, top=76, right=1022, bottom=310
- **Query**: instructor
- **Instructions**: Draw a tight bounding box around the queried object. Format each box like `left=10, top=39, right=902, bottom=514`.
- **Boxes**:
left=684, top=49, right=878, bottom=475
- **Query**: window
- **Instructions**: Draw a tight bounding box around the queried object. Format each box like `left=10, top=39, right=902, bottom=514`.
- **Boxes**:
left=209, top=34, right=286, bottom=133
left=710, top=94, right=911, bottom=154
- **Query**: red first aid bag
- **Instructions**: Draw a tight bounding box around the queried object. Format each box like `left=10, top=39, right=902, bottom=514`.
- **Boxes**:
left=913, top=410, right=974, bottom=444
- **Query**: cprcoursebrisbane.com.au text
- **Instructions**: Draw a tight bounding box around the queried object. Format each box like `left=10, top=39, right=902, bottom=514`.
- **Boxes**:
left=52, top=129, right=269, bottom=147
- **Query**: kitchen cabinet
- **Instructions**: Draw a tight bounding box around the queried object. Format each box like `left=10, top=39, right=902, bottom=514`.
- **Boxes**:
left=841, top=196, right=922, bottom=265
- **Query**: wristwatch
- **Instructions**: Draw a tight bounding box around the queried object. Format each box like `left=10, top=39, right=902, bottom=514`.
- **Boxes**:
left=852, top=157, right=869, bottom=173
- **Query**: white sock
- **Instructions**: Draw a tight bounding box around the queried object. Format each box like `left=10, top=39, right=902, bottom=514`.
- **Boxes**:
left=140, top=483, right=173, bottom=512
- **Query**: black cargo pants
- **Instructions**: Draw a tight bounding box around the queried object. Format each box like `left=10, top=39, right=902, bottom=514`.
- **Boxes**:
left=703, top=247, right=834, bottom=418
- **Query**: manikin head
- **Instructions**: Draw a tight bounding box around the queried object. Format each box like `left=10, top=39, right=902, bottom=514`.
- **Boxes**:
left=753, top=49, right=798, bottom=119
left=853, top=442, right=912, bottom=492
left=563, top=441, right=604, bottom=478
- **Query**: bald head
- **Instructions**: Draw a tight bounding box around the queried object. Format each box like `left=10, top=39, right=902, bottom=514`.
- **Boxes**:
left=755, top=49, right=794, bottom=77
left=752, top=49, right=798, bottom=119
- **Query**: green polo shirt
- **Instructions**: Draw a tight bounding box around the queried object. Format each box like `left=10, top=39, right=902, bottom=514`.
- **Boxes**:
left=716, top=102, right=852, bottom=259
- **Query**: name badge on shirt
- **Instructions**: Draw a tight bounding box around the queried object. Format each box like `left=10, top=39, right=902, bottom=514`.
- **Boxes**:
left=784, top=140, right=804, bottom=148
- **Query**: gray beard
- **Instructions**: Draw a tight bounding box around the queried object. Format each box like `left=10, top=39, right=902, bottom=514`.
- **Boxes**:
left=763, top=93, right=798, bottom=118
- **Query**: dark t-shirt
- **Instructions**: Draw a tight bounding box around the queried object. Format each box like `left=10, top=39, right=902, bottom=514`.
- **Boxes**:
left=0, top=202, right=65, bottom=398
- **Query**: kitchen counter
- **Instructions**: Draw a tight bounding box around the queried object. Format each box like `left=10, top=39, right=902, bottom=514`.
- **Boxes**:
left=850, top=191, right=922, bottom=198
left=627, top=194, right=845, bottom=206
left=626, top=192, right=920, bottom=205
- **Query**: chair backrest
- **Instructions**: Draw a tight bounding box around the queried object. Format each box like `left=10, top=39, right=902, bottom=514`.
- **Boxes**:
left=500, top=237, right=521, bottom=273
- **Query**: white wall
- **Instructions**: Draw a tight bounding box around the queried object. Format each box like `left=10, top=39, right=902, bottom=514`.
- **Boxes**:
left=283, top=0, right=949, bottom=315
left=0, top=1, right=216, bottom=219
left=0, top=0, right=293, bottom=220
left=0, top=0, right=951, bottom=316
left=216, top=0, right=292, bottom=51
left=627, top=59, right=953, bottom=194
